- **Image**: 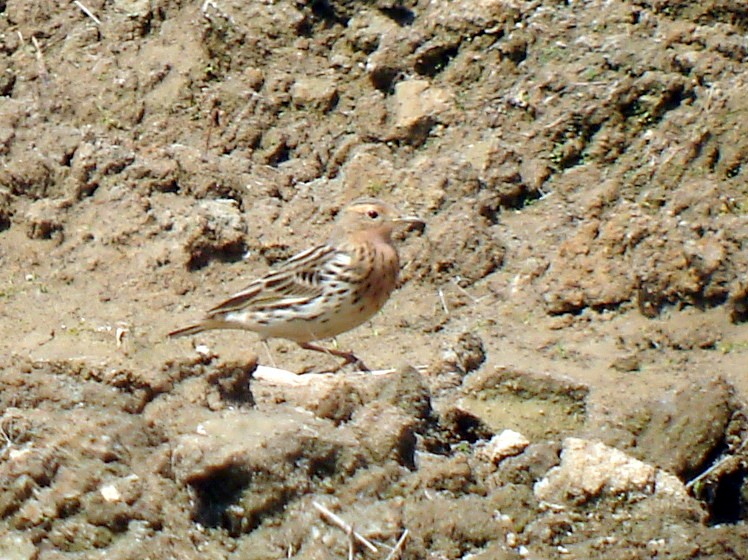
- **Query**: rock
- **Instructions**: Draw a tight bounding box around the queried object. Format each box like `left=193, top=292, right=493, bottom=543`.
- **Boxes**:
left=615, top=376, right=734, bottom=477
left=427, top=331, right=486, bottom=394
left=252, top=367, right=362, bottom=423
left=728, top=279, right=748, bottom=323
left=0, top=67, right=15, bottom=97
left=179, top=199, right=247, bottom=269
left=533, top=438, right=696, bottom=509
left=290, top=77, right=338, bottom=112
left=172, top=408, right=357, bottom=482
left=366, top=366, right=433, bottom=423
left=539, top=181, right=743, bottom=315
left=541, top=215, right=637, bottom=314
left=85, top=492, right=133, bottom=532
left=464, top=366, right=589, bottom=406
left=0, top=533, right=36, bottom=560
left=0, top=150, right=56, bottom=199
left=477, top=429, right=530, bottom=464
left=65, top=141, right=135, bottom=199
left=406, top=453, right=475, bottom=495
left=430, top=0, right=509, bottom=33
left=243, top=67, right=265, bottom=91
left=172, top=408, right=363, bottom=534
left=497, top=441, right=562, bottom=486
left=350, top=403, right=417, bottom=468
left=454, top=332, right=487, bottom=372
left=112, top=0, right=151, bottom=18
left=24, top=199, right=66, bottom=241
left=390, top=79, right=452, bottom=145
left=358, top=12, right=410, bottom=92
left=463, top=140, right=526, bottom=205
left=253, top=365, right=432, bottom=426
left=610, top=353, right=641, bottom=372
left=366, top=49, right=402, bottom=92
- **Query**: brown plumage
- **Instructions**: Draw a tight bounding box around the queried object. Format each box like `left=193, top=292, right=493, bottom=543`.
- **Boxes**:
left=169, top=198, right=424, bottom=371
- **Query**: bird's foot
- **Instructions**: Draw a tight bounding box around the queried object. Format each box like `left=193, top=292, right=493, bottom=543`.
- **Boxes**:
left=331, top=351, right=370, bottom=373
left=297, top=342, right=370, bottom=374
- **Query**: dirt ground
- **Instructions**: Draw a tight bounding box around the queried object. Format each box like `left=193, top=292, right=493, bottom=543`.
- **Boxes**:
left=1, top=0, right=747, bottom=558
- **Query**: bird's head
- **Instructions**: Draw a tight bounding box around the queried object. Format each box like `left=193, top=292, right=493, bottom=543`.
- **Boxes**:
left=333, top=198, right=424, bottom=241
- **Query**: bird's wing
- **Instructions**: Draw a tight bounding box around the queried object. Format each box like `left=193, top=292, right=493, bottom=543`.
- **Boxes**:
left=206, top=244, right=343, bottom=316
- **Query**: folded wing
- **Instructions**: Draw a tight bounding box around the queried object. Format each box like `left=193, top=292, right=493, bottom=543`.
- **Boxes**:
left=206, top=244, right=340, bottom=317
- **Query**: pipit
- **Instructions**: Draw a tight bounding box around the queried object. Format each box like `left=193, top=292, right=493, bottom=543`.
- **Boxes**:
left=169, top=198, right=424, bottom=372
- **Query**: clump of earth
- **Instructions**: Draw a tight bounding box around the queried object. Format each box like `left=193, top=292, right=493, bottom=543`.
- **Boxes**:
left=1, top=0, right=747, bottom=558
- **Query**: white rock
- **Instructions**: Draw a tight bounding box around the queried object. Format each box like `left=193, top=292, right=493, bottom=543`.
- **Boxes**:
left=0, top=533, right=36, bottom=560
left=534, top=437, right=656, bottom=505
left=100, top=483, right=122, bottom=502
left=8, top=447, right=32, bottom=460
left=478, top=429, right=530, bottom=463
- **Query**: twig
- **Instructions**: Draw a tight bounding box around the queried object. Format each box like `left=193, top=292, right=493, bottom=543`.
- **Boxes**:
left=254, top=365, right=428, bottom=385
left=73, top=0, right=102, bottom=25
left=438, top=288, right=449, bottom=315
left=543, top=113, right=568, bottom=130
left=360, top=365, right=429, bottom=376
left=569, top=81, right=609, bottom=87
left=348, top=524, right=354, bottom=560
left=383, top=530, right=409, bottom=560
left=30, top=36, right=49, bottom=84
left=312, top=501, right=378, bottom=554
left=685, top=454, right=733, bottom=490
left=203, top=104, right=221, bottom=158
left=450, top=277, right=481, bottom=303
left=697, top=409, right=748, bottom=483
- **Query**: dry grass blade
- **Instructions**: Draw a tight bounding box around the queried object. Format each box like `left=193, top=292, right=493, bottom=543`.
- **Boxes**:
left=348, top=524, right=355, bottom=560
left=73, top=0, right=102, bottom=25
left=312, top=501, right=378, bottom=554
left=383, top=529, right=409, bottom=560
left=685, top=443, right=746, bottom=491
left=438, top=287, right=449, bottom=315
left=30, top=36, right=49, bottom=84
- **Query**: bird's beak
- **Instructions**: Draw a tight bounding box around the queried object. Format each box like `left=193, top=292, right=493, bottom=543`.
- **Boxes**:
left=393, top=215, right=426, bottom=233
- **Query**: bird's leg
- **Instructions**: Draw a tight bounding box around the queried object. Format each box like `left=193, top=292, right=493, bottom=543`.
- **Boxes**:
left=262, top=340, right=278, bottom=368
left=297, top=342, right=370, bottom=373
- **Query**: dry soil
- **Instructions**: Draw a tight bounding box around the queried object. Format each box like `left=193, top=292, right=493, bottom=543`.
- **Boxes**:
left=1, top=1, right=747, bottom=559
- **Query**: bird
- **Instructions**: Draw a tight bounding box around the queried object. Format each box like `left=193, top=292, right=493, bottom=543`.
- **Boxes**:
left=169, top=198, right=424, bottom=372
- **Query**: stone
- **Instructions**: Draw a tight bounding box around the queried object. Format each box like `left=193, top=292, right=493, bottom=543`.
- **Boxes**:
left=477, top=429, right=530, bottom=464
left=0, top=533, right=36, bottom=560
left=24, top=199, right=66, bottom=241
left=533, top=438, right=695, bottom=508
left=290, top=77, right=338, bottom=112
left=390, top=79, right=452, bottom=145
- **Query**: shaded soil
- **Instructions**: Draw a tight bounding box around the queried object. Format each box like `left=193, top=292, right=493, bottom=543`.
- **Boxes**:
left=1, top=0, right=747, bottom=558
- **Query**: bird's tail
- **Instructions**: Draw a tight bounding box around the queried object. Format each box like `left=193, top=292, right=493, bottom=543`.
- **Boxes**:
left=168, top=320, right=227, bottom=338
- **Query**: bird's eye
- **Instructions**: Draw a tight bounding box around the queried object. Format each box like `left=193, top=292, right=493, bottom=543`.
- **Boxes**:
left=367, top=209, right=379, bottom=219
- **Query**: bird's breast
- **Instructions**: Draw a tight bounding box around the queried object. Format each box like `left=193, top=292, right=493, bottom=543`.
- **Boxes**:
left=256, top=240, right=401, bottom=342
